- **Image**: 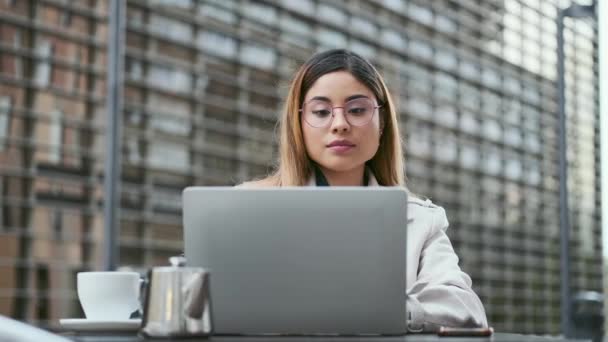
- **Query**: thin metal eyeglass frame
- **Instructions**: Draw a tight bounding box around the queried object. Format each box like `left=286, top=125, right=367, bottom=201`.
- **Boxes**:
left=298, top=99, right=382, bottom=128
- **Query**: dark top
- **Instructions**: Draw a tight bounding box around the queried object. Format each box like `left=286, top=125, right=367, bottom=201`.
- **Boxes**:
left=314, top=165, right=369, bottom=187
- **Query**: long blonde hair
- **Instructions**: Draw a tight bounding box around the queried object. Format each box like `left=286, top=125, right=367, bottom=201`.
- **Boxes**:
left=265, top=49, right=406, bottom=187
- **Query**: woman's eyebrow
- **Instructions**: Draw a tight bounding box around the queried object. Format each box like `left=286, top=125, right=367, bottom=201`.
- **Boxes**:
left=345, top=94, right=370, bottom=101
left=309, top=94, right=370, bottom=102
left=310, top=96, right=331, bottom=102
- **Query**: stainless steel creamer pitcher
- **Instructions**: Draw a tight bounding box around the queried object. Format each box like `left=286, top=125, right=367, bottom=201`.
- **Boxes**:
left=141, top=256, right=213, bottom=338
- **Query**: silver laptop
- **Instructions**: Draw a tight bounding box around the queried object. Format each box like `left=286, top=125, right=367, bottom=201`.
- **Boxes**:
left=183, top=187, right=408, bottom=335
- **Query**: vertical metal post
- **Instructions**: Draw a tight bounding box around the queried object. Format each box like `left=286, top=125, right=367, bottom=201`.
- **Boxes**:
left=103, top=0, right=125, bottom=271
left=556, top=3, right=596, bottom=337
left=557, top=9, right=571, bottom=338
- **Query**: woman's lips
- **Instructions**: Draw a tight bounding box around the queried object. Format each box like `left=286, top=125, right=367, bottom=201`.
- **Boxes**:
left=326, top=139, right=356, bottom=153
left=327, top=144, right=355, bottom=153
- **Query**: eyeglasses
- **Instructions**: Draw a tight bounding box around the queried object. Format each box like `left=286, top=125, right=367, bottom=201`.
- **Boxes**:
left=299, top=98, right=381, bottom=128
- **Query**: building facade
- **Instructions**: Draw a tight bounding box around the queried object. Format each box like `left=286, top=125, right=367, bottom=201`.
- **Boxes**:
left=0, top=0, right=601, bottom=333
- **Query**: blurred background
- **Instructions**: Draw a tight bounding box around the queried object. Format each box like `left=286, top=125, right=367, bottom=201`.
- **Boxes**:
left=0, top=0, right=603, bottom=337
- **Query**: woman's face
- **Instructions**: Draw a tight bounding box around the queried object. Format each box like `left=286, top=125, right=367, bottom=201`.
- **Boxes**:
left=301, top=71, right=382, bottom=174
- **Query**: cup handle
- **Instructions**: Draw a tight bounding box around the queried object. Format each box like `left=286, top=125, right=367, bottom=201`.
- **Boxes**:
left=140, top=270, right=152, bottom=324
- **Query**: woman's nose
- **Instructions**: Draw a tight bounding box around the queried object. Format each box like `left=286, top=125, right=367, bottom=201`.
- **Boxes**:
left=330, top=108, right=350, bottom=133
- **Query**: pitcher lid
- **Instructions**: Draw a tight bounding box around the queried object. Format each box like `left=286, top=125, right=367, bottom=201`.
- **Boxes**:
left=169, top=256, right=187, bottom=267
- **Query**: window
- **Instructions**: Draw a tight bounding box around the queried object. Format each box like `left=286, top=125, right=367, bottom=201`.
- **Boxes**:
left=459, top=83, right=480, bottom=111
left=204, top=155, right=236, bottom=174
left=149, top=15, right=192, bottom=43
left=381, top=29, right=406, bottom=51
left=147, top=65, right=191, bottom=93
left=204, top=0, right=236, bottom=9
left=0, top=96, right=11, bottom=151
left=52, top=210, right=63, bottom=239
left=198, top=4, right=236, bottom=24
left=482, top=201, right=501, bottom=226
left=197, top=31, right=237, bottom=58
left=410, top=39, right=432, bottom=59
left=503, top=98, right=521, bottom=125
left=126, top=137, right=141, bottom=164
left=504, top=44, right=522, bottom=66
left=460, top=142, right=479, bottom=170
left=280, top=14, right=312, bottom=36
left=460, top=111, right=479, bottom=134
left=505, top=156, right=522, bottom=180
left=240, top=43, right=276, bottom=70
left=434, top=72, right=457, bottom=101
left=481, top=90, right=501, bottom=117
left=434, top=48, right=457, bottom=70
left=434, top=105, right=457, bottom=128
left=522, top=86, right=541, bottom=105
left=244, top=2, right=277, bottom=25
left=49, top=109, right=63, bottom=164
left=503, top=11, right=521, bottom=31
left=34, top=39, right=53, bottom=88
left=150, top=113, right=190, bottom=136
left=459, top=58, right=479, bottom=81
left=150, top=186, right=182, bottom=213
left=318, top=4, right=347, bottom=25
left=579, top=212, right=594, bottom=253
left=351, top=17, right=377, bottom=37
left=482, top=146, right=502, bottom=175
left=72, top=49, right=82, bottom=92
left=482, top=66, right=501, bottom=89
left=128, top=7, right=145, bottom=28
left=482, top=118, right=502, bottom=141
left=148, top=140, right=189, bottom=172
left=317, top=28, right=347, bottom=48
left=126, top=108, right=143, bottom=127
left=147, top=94, right=191, bottom=136
left=435, top=132, right=457, bottom=163
left=126, top=58, right=143, bottom=81
left=408, top=122, right=432, bottom=157
left=504, top=75, right=521, bottom=95
left=382, top=0, right=405, bottom=12
left=522, top=6, right=539, bottom=29
left=149, top=0, right=192, bottom=9
left=522, top=52, right=541, bottom=75
left=281, top=0, right=314, bottom=15
left=435, top=14, right=457, bottom=33
left=408, top=97, right=432, bottom=119
left=12, top=29, right=22, bottom=77
left=504, top=126, right=522, bottom=147
left=526, top=160, right=541, bottom=186
left=349, top=40, right=374, bottom=59
left=522, top=105, right=541, bottom=132
left=408, top=3, right=433, bottom=26
left=406, top=63, right=432, bottom=93
left=524, top=134, right=541, bottom=153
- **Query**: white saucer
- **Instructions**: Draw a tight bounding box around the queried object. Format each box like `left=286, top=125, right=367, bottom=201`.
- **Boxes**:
left=59, top=318, right=141, bottom=331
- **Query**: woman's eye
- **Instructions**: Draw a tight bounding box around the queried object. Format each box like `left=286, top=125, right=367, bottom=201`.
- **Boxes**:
left=348, top=107, right=367, bottom=115
left=312, top=110, right=331, bottom=117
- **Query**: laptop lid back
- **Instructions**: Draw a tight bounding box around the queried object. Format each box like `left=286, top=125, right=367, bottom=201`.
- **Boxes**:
left=183, top=187, right=408, bottom=335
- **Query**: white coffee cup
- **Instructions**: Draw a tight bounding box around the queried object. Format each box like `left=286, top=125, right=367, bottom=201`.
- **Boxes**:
left=77, top=272, right=140, bottom=320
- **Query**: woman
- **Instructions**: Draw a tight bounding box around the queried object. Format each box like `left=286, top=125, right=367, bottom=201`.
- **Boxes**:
left=239, top=49, right=488, bottom=332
